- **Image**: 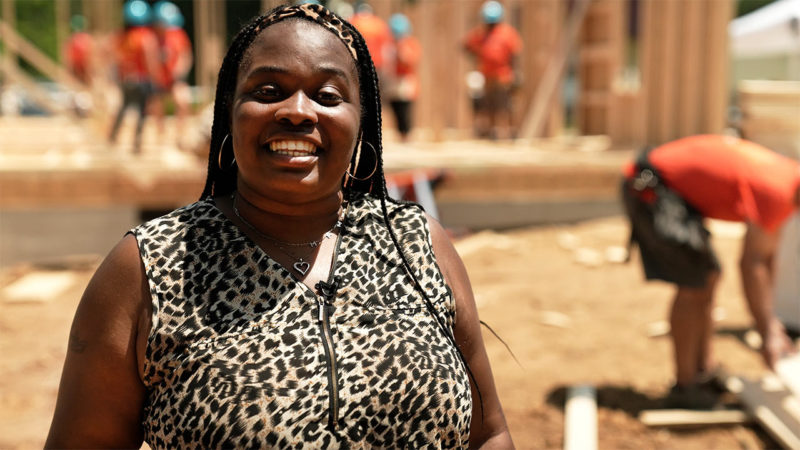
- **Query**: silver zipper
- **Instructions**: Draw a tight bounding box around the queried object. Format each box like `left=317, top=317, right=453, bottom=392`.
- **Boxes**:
left=317, top=297, right=340, bottom=428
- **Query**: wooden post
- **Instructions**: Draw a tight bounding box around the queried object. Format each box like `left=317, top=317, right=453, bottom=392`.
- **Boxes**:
left=518, top=0, right=563, bottom=138
left=677, top=0, right=704, bottom=137
left=653, top=0, right=679, bottom=144
left=637, top=0, right=655, bottom=145
left=702, top=0, right=733, bottom=133
left=194, top=0, right=226, bottom=102
left=0, top=20, right=86, bottom=91
left=1, top=0, right=16, bottom=89
left=519, top=0, right=592, bottom=140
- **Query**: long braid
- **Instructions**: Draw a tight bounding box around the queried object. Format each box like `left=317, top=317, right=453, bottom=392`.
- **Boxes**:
left=340, top=15, right=486, bottom=420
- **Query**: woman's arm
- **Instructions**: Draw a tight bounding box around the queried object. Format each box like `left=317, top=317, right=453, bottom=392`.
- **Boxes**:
left=45, top=234, right=151, bottom=448
left=427, top=215, right=515, bottom=449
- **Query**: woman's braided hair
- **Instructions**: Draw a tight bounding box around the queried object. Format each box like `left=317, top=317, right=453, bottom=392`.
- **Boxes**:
left=199, top=3, right=484, bottom=418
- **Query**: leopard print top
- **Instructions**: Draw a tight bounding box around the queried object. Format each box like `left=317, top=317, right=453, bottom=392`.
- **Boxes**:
left=132, top=194, right=472, bottom=448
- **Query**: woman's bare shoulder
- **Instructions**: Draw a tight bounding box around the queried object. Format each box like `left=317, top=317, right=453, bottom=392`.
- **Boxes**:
left=45, top=234, right=150, bottom=448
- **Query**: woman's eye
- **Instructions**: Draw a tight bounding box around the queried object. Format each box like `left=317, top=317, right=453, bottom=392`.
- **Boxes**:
left=317, top=91, right=343, bottom=105
left=253, top=86, right=280, bottom=100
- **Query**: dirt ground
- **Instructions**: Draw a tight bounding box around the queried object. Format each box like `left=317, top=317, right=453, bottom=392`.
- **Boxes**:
left=0, top=215, right=787, bottom=449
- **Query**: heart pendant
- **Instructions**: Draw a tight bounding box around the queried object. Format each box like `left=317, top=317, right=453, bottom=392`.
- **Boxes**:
left=293, top=261, right=310, bottom=276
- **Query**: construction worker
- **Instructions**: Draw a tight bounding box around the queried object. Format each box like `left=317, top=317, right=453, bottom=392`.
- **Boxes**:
left=463, top=0, right=522, bottom=140
left=621, top=135, right=799, bottom=409
left=348, top=2, right=393, bottom=90
left=63, top=15, right=93, bottom=85
left=151, top=0, right=193, bottom=148
left=62, top=15, right=94, bottom=116
left=387, top=13, right=421, bottom=142
left=108, top=0, right=161, bottom=154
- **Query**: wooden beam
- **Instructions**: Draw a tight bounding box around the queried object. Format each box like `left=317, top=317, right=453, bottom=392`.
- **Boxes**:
left=519, top=0, right=592, bottom=140
left=1, top=0, right=17, bottom=90
left=639, top=409, right=751, bottom=428
left=722, top=370, right=800, bottom=449
left=653, top=0, right=679, bottom=143
left=702, top=0, right=733, bottom=133
left=775, top=353, right=800, bottom=399
left=0, top=19, right=86, bottom=91
left=564, top=384, right=597, bottom=450
left=676, top=0, right=704, bottom=136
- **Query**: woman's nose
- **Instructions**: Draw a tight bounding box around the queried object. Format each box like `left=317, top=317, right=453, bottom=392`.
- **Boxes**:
left=274, top=91, right=317, bottom=126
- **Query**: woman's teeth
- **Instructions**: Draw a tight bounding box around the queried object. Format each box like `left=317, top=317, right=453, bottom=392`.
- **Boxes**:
left=269, top=140, right=316, bottom=156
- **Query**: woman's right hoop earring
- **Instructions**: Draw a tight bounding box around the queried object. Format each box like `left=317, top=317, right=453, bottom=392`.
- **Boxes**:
left=217, top=134, right=236, bottom=170
left=346, top=140, right=378, bottom=181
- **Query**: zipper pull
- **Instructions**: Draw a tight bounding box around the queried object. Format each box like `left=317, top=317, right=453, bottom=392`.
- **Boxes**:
left=318, top=299, right=325, bottom=322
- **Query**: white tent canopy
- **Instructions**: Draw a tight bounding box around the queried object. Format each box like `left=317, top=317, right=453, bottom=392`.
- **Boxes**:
left=729, top=0, right=800, bottom=58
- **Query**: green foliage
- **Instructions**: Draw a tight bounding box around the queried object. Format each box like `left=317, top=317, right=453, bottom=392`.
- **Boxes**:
left=4, top=0, right=58, bottom=79
left=737, top=0, right=778, bottom=17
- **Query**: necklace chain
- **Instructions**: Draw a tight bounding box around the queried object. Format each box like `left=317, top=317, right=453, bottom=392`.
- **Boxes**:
left=231, top=193, right=343, bottom=276
left=232, top=193, right=341, bottom=248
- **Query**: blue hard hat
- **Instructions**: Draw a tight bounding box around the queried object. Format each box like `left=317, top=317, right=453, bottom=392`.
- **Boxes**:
left=123, top=0, right=152, bottom=26
left=389, top=14, right=411, bottom=38
left=70, top=14, right=86, bottom=32
left=154, top=1, right=184, bottom=28
left=481, top=1, right=504, bottom=24
left=295, top=0, right=322, bottom=5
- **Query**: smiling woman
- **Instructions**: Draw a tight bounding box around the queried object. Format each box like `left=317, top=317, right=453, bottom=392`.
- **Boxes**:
left=44, top=4, right=513, bottom=449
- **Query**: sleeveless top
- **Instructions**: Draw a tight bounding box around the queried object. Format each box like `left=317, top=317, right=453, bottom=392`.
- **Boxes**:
left=131, top=193, right=472, bottom=448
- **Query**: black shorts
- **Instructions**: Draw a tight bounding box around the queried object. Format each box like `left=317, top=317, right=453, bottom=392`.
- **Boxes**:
left=621, top=178, right=720, bottom=288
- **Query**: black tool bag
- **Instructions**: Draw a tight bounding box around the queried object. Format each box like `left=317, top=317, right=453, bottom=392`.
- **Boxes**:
left=630, top=148, right=709, bottom=253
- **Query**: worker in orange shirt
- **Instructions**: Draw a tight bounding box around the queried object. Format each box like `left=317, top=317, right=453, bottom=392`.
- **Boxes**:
left=64, top=15, right=93, bottom=85
left=348, top=2, right=392, bottom=91
left=387, top=13, right=421, bottom=142
left=108, top=0, right=162, bottom=154
left=622, top=135, right=799, bottom=409
left=464, top=1, right=522, bottom=140
left=151, top=0, right=193, bottom=148
left=63, top=14, right=95, bottom=116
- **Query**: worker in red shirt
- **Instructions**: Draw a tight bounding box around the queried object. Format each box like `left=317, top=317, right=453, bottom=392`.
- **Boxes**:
left=622, top=135, right=800, bottom=409
left=63, top=14, right=95, bottom=116
left=387, top=13, right=421, bottom=142
left=151, top=0, right=193, bottom=148
left=463, top=1, right=522, bottom=140
left=64, top=15, right=93, bottom=85
left=348, top=3, right=392, bottom=90
left=108, top=0, right=161, bottom=154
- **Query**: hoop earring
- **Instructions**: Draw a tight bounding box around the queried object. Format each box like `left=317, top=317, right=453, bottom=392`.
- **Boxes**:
left=217, top=134, right=236, bottom=170
left=346, top=140, right=378, bottom=181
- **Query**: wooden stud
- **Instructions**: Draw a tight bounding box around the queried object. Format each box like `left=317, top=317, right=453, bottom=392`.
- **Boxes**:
left=519, top=0, right=591, bottom=140
left=702, top=0, right=734, bottom=133
left=1, top=0, right=17, bottom=94
left=721, top=370, right=800, bottom=450
left=654, top=0, right=679, bottom=144
left=676, top=0, right=704, bottom=137
left=0, top=20, right=85, bottom=91
left=639, top=409, right=751, bottom=428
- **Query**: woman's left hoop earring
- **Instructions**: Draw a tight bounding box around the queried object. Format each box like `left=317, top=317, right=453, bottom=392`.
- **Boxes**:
left=217, top=134, right=236, bottom=170
left=346, top=140, right=378, bottom=181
